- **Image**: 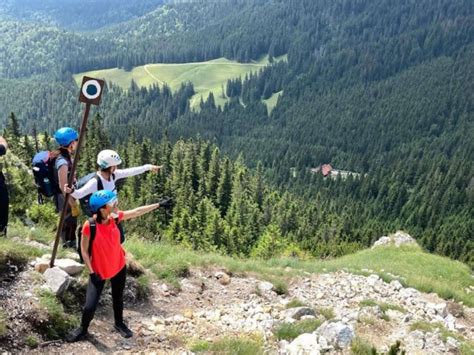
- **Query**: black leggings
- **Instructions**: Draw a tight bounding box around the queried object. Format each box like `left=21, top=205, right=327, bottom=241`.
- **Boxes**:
left=0, top=174, right=8, bottom=234
left=81, top=266, right=126, bottom=330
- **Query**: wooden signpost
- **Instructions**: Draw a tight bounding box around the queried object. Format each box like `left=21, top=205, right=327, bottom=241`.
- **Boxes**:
left=50, top=77, right=105, bottom=268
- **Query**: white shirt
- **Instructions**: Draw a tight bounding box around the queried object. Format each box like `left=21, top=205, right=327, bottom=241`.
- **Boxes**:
left=71, top=165, right=153, bottom=199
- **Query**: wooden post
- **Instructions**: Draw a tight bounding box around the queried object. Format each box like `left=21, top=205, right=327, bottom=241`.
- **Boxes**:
left=50, top=103, right=91, bottom=267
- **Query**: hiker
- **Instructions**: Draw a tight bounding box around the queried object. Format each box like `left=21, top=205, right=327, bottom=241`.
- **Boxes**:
left=66, top=190, right=172, bottom=342
left=65, top=149, right=161, bottom=204
left=53, top=127, right=80, bottom=248
left=0, top=136, right=8, bottom=236
left=64, top=149, right=161, bottom=246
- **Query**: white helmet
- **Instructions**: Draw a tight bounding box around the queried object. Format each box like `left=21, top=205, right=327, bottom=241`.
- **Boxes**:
left=97, top=149, right=122, bottom=169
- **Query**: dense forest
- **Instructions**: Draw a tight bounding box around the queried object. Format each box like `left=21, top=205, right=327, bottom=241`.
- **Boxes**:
left=0, top=0, right=472, bottom=266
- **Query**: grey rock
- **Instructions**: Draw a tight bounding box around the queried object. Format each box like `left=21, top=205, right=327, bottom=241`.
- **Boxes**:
left=390, top=280, right=403, bottom=291
left=284, top=333, right=321, bottom=355
left=258, top=281, right=274, bottom=293
left=54, top=258, right=84, bottom=276
left=43, top=267, right=70, bottom=295
left=316, top=321, right=354, bottom=349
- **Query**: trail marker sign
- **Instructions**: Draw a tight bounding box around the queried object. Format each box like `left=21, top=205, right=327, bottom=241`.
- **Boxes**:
left=79, top=76, right=105, bottom=105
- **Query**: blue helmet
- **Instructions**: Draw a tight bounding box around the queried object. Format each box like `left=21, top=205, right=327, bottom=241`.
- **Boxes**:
left=54, top=127, right=79, bottom=147
left=89, top=190, right=117, bottom=213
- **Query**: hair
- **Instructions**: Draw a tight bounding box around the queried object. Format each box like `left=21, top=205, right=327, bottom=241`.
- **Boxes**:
left=51, top=147, right=71, bottom=161
left=95, top=206, right=108, bottom=224
left=99, top=166, right=113, bottom=173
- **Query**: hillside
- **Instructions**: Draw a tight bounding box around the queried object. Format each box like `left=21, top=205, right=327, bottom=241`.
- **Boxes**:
left=0, top=0, right=472, bottom=269
left=0, top=228, right=473, bottom=353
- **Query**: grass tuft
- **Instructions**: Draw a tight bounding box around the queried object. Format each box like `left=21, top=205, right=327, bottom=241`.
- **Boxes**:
left=192, top=334, right=263, bottom=354
left=317, top=307, right=335, bottom=320
left=0, top=310, right=6, bottom=338
left=351, top=337, right=377, bottom=354
left=25, top=334, right=39, bottom=348
left=274, top=319, right=323, bottom=341
left=286, top=299, right=307, bottom=309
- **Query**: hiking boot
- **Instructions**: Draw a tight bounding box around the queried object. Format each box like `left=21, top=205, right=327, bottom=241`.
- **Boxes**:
left=114, top=322, right=133, bottom=338
left=66, top=326, right=88, bottom=342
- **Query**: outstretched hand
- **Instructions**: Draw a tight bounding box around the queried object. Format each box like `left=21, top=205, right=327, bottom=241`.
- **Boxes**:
left=158, top=197, right=173, bottom=209
left=150, top=165, right=162, bottom=173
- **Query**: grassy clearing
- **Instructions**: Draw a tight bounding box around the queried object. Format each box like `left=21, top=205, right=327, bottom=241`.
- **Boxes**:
left=124, top=238, right=474, bottom=306
left=263, top=90, right=283, bottom=114
left=191, top=334, right=264, bottom=354
left=74, top=55, right=287, bottom=109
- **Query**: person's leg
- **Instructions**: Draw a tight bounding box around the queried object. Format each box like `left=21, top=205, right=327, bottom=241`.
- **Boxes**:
left=82, top=274, right=105, bottom=328
left=110, top=266, right=132, bottom=338
left=67, top=273, right=105, bottom=342
left=0, top=175, right=9, bottom=236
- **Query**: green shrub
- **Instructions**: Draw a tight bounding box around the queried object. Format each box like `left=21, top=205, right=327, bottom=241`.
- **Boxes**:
left=27, top=202, right=58, bottom=229
left=274, top=319, right=323, bottom=341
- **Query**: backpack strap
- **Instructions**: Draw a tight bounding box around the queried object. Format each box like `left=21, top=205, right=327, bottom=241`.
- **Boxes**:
left=93, top=173, right=104, bottom=191
left=88, top=217, right=97, bottom=256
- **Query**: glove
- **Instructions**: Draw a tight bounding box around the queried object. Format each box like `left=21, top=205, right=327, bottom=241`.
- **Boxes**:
left=158, top=197, right=173, bottom=209
left=90, top=273, right=103, bottom=286
left=71, top=202, right=81, bottom=217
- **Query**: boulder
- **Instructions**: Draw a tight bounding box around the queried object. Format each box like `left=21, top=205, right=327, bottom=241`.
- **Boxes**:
left=54, top=258, right=84, bottom=276
left=316, top=321, right=354, bottom=349
left=284, top=307, right=316, bottom=320
left=390, top=280, right=403, bottom=291
left=284, top=333, right=321, bottom=355
left=372, top=231, right=417, bottom=249
left=43, top=267, right=70, bottom=295
left=215, top=271, right=231, bottom=286
left=446, top=301, right=464, bottom=318
left=258, top=281, right=274, bottom=293
left=34, top=258, right=50, bottom=274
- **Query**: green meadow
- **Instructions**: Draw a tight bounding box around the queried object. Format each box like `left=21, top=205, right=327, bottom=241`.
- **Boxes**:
left=73, top=55, right=287, bottom=110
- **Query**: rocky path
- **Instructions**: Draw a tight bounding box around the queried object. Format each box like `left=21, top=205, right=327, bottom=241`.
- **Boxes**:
left=2, top=261, right=473, bottom=354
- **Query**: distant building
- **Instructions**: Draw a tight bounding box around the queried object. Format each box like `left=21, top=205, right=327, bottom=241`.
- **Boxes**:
left=310, top=163, right=361, bottom=179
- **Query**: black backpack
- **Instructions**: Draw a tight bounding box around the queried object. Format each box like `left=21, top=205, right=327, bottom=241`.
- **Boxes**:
left=76, top=173, right=105, bottom=217
left=78, top=217, right=96, bottom=263
left=32, top=151, right=61, bottom=203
